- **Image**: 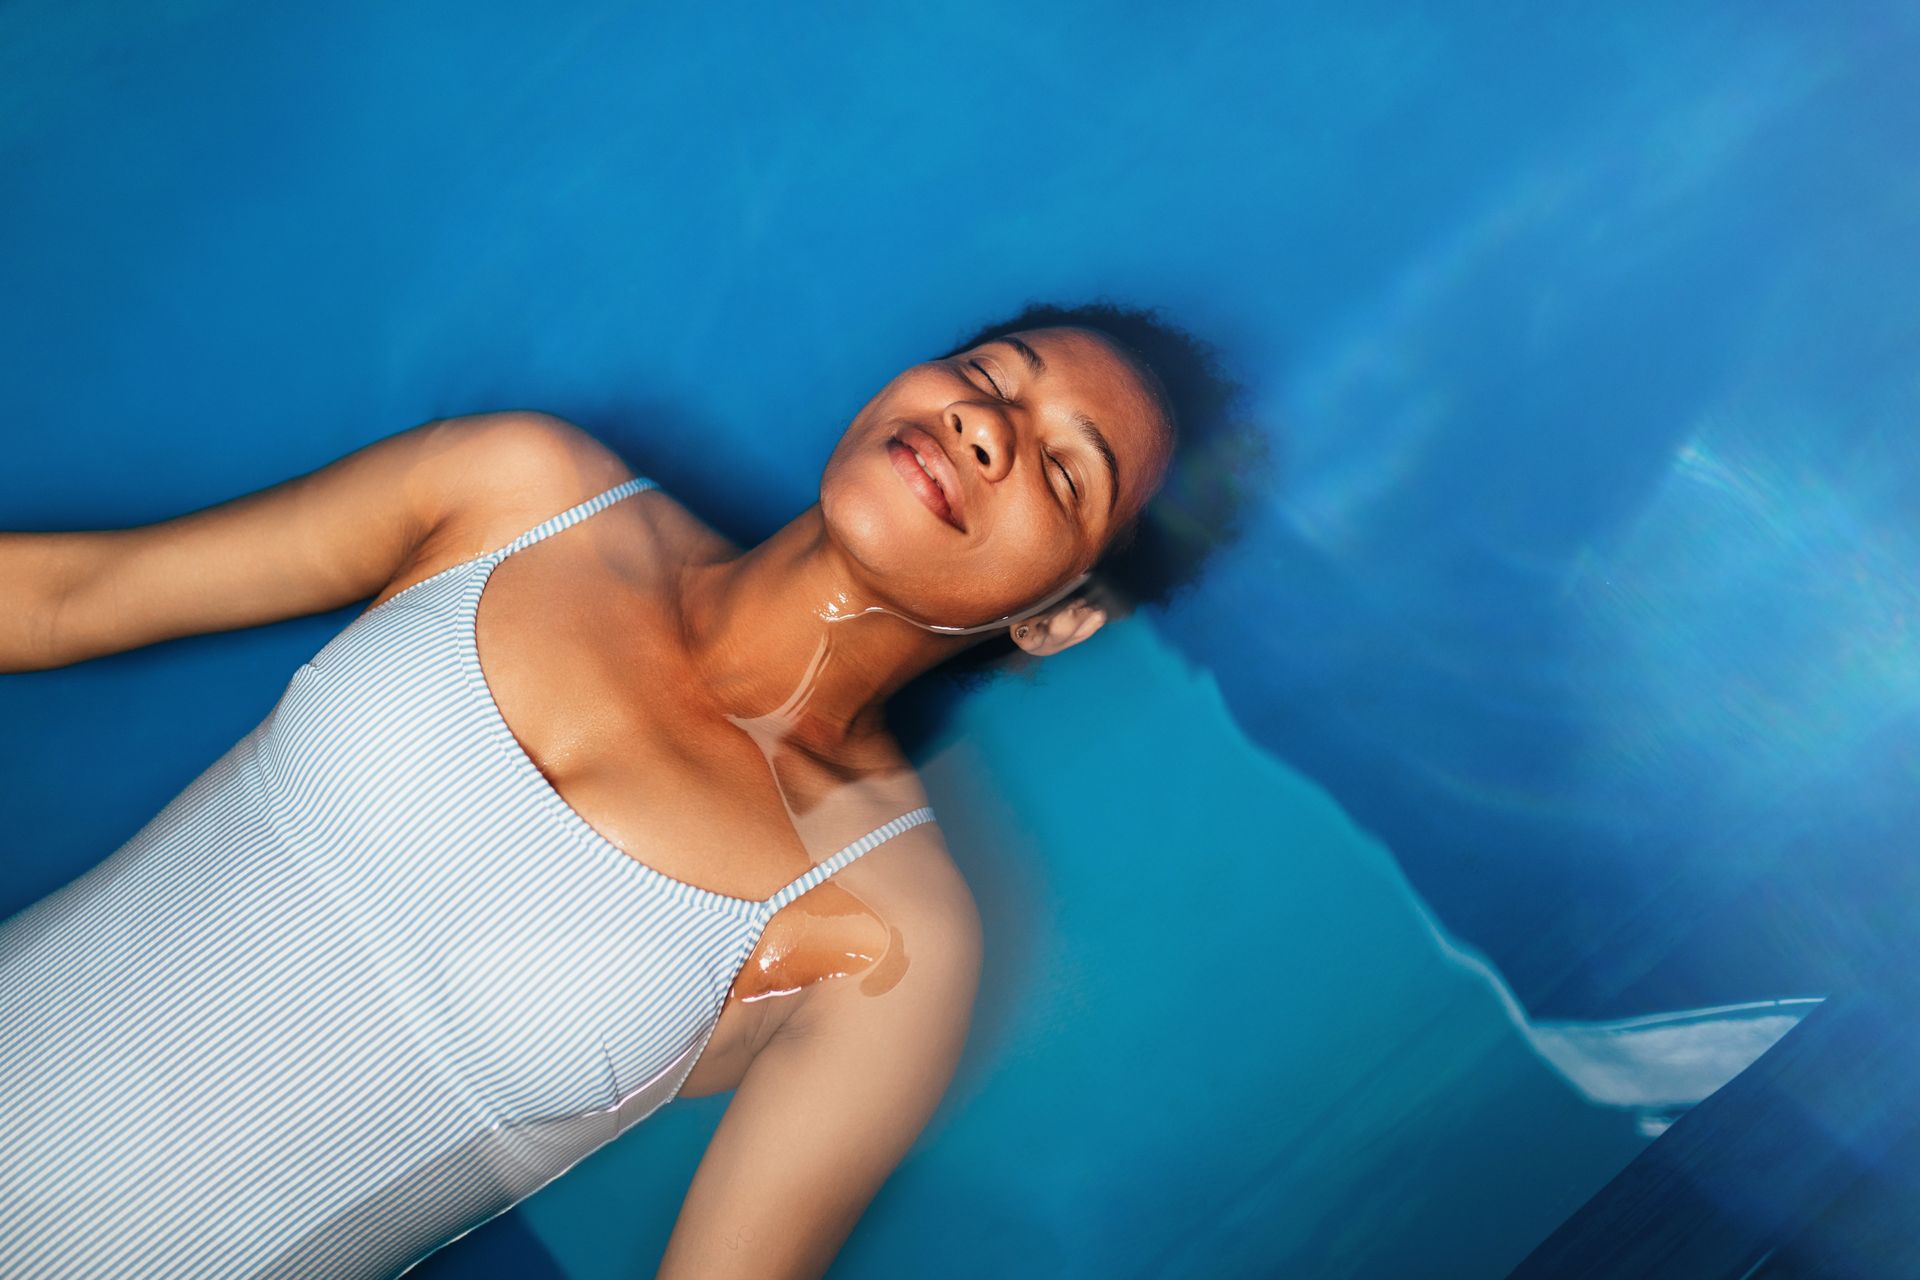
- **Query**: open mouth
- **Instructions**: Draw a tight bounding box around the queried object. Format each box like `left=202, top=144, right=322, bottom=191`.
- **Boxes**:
left=887, top=432, right=965, bottom=531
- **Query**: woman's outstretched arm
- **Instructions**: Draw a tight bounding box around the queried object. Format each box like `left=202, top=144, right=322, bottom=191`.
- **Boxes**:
left=0, top=411, right=584, bottom=672
left=657, top=875, right=984, bottom=1280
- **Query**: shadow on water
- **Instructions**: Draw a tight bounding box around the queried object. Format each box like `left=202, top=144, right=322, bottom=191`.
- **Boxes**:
left=1512, top=949, right=1920, bottom=1278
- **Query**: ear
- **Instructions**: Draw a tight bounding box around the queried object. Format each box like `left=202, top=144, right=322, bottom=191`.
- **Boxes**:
left=1010, top=598, right=1108, bottom=658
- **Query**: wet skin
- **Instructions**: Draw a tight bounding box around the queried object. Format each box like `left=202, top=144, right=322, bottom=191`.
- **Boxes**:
left=360, top=326, right=1173, bottom=1095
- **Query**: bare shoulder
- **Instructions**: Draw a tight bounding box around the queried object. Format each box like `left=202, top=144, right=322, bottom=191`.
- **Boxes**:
left=796, top=804, right=983, bottom=1037
left=371, top=411, right=663, bottom=598
left=827, top=737, right=982, bottom=954
left=883, top=815, right=982, bottom=950
left=434, top=410, right=638, bottom=526
left=452, top=410, right=747, bottom=563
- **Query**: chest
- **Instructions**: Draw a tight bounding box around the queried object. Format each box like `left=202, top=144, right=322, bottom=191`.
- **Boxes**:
left=466, top=534, right=903, bottom=1090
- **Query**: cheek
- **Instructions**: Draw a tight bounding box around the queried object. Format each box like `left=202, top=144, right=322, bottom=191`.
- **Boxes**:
left=820, top=445, right=951, bottom=578
left=995, top=523, right=1077, bottom=603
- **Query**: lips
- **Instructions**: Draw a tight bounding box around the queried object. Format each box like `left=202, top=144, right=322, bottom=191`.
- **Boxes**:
left=887, top=426, right=967, bottom=532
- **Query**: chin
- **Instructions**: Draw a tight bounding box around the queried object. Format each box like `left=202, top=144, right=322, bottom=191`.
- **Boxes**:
left=819, top=471, right=932, bottom=582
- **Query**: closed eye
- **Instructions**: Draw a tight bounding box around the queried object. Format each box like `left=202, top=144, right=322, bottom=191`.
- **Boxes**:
left=966, top=357, right=1079, bottom=506
left=969, top=359, right=1004, bottom=398
left=1049, top=452, right=1079, bottom=500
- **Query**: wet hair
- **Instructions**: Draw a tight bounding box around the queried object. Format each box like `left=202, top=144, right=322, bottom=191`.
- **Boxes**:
left=930, top=298, right=1273, bottom=690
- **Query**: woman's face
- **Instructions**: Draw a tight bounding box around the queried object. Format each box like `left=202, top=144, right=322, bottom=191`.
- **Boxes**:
left=821, top=325, right=1173, bottom=630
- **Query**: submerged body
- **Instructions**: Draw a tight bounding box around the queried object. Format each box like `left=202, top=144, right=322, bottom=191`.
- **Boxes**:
left=0, top=474, right=960, bottom=1277
left=1, top=318, right=1177, bottom=1275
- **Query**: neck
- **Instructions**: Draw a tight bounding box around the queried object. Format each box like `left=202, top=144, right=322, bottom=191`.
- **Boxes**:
left=672, top=505, right=972, bottom=760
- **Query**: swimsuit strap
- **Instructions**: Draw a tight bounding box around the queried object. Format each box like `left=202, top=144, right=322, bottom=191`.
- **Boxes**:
left=486, top=476, right=659, bottom=562
left=762, top=806, right=939, bottom=913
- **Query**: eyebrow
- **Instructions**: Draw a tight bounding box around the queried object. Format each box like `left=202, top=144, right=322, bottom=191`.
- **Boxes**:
left=994, top=337, right=1122, bottom=519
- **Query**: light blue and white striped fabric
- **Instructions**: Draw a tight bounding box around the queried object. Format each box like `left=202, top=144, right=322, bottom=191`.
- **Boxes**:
left=0, top=475, right=938, bottom=1278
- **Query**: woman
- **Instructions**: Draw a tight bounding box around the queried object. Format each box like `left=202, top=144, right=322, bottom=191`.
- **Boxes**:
left=0, top=300, right=1259, bottom=1279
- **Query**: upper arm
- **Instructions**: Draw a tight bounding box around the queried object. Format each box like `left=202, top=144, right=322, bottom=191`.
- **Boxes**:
left=19, top=410, right=599, bottom=668
left=658, top=886, right=984, bottom=1280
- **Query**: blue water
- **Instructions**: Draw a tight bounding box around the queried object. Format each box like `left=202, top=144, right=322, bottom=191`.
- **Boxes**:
left=6, top=2, right=1917, bottom=1275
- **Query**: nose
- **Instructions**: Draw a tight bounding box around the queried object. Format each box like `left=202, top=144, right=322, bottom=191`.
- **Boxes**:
left=946, top=400, right=1017, bottom=483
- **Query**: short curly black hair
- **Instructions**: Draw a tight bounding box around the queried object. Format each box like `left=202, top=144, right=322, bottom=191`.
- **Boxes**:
left=929, top=297, right=1272, bottom=690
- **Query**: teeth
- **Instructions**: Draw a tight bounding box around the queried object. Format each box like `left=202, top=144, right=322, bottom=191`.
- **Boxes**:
left=901, top=438, right=950, bottom=513
left=912, top=449, right=941, bottom=494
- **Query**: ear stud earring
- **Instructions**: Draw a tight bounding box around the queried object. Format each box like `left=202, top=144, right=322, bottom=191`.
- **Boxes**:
left=1016, top=625, right=1030, bottom=640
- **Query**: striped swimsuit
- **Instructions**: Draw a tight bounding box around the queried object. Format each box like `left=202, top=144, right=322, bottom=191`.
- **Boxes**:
left=0, top=475, right=938, bottom=1278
